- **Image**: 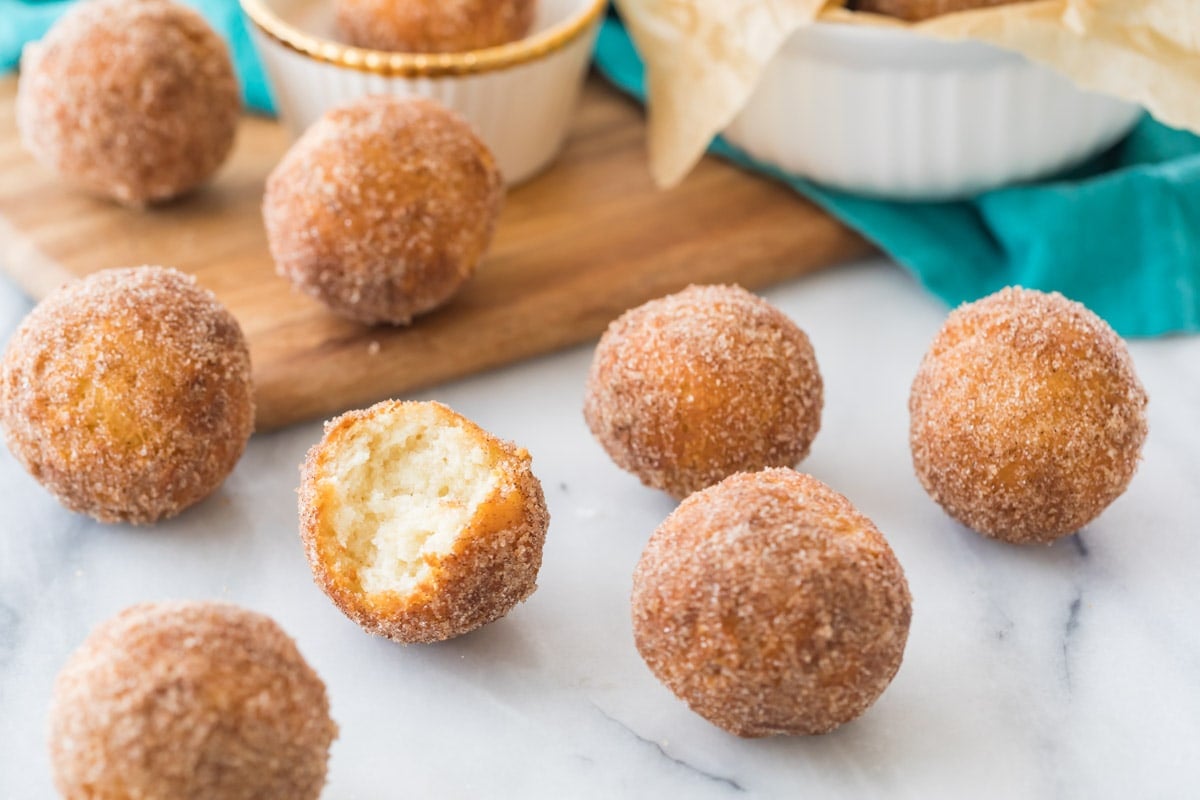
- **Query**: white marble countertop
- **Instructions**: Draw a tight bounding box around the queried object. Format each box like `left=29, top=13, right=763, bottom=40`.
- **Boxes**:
left=2, top=258, right=1199, bottom=798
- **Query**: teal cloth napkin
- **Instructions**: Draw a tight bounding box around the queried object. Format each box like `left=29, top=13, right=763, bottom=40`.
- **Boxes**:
left=595, top=16, right=1200, bottom=338
left=0, top=0, right=275, bottom=112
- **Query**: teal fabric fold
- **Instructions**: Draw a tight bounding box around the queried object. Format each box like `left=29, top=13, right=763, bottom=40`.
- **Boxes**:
left=594, top=16, right=1200, bottom=337
left=0, top=0, right=275, bottom=113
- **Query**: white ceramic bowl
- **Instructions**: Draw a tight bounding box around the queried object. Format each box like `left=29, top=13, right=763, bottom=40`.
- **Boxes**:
left=241, top=0, right=606, bottom=184
left=722, top=22, right=1142, bottom=200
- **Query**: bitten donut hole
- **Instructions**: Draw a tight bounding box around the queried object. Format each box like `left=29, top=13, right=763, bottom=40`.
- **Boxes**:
left=325, top=406, right=498, bottom=595
left=301, top=400, right=549, bottom=643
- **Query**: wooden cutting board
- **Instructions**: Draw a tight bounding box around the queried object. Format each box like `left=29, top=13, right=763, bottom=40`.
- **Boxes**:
left=0, top=75, right=869, bottom=430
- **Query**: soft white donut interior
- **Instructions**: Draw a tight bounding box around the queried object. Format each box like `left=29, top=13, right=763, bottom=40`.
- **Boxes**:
left=327, top=407, right=498, bottom=595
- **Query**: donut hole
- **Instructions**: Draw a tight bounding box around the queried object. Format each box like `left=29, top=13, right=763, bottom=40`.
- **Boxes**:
left=0, top=267, right=253, bottom=524
left=324, top=405, right=498, bottom=595
left=263, top=96, right=503, bottom=325
left=334, top=0, right=536, bottom=53
left=49, top=602, right=336, bottom=799
left=300, top=400, right=550, bottom=643
left=16, top=0, right=239, bottom=206
left=631, top=469, right=912, bottom=737
left=909, top=287, right=1147, bottom=543
left=584, top=284, right=823, bottom=499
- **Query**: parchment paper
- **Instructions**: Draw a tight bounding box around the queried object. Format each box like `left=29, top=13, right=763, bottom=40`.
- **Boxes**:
left=614, top=0, right=1200, bottom=187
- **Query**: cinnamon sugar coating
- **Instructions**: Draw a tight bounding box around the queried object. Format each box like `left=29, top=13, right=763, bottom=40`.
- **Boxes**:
left=910, top=287, right=1148, bottom=544
left=853, top=0, right=1025, bottom=21
left=0, top=267, right=254, bottom=524
left=263, top=96, right=504, bottom=326
left=49, top=602, right=337, bottom=800
left=632, top=469, right=912, bottom=737
left=584, top=284, right=823, bottom=499
left=17, top=0, right=239, bottom=207
left=299, top=400, right=549, bottom=643
left=335, top=0, right=537, bottom=53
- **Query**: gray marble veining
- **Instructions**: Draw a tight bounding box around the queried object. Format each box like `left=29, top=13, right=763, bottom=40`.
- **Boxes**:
left=1, top=259, right=1198, bottom=798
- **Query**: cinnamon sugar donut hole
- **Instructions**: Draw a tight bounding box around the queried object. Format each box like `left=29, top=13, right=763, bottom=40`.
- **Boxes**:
left=264, top=96, right=504, bottom=325
left=910, top=287, right=1148, bottom=544
left=584, top=284, right=823, bottom=499
left=49, top=602, right=336, bottom=800
left=633, top=469, right=912, bottom=737
left=854, top=0, right=1025, bottom=21
left=300, top=400, right=549, bottom=643
left=0, top=267, right=254, bottom=524
left=17, top=0, right=239, bottom=207
left=335, top=0, right=537, bottom=53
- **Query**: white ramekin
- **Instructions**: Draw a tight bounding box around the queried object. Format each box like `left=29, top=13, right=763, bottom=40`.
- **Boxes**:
left=721, top=22, right=1143, bottom=200
left=241, top=0, right=606, bottom=184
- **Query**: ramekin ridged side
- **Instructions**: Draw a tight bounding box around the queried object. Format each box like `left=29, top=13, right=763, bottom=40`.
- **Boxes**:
left=722, top=23, right=1142, bottom=200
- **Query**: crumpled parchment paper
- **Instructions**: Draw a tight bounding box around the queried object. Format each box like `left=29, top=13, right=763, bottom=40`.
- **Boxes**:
left=614, top=0, right=1200, bottom=186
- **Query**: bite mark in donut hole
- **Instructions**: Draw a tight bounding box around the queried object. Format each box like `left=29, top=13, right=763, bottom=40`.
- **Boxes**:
left=300, top=400, right=549, bottom=643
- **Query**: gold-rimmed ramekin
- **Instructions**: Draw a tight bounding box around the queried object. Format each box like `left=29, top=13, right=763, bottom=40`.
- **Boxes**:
left=240, top=0, right=607, bottom=184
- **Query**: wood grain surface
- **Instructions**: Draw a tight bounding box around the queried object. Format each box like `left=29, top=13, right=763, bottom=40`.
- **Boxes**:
left=0, top=75, right=870, bottom=430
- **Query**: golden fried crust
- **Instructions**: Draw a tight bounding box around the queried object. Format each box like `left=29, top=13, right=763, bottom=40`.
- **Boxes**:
left=910, top=287, right=1148, bottom=544
left=0, top=267, right=254, bottom=524
left=263, top=96, right=504, bottom=326
left=49, top=602, right=337, bottom=800
left=335, top=0, right=537, bottom=53
left=16, top=0, right=239, bottom=207
left=584, top=284, right=823, bottom=499
left=632, top=469, right=912, bottom=737
left=854, top=0, right=1025, bottom=21
left=299, top=400, right=549, bottom=643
